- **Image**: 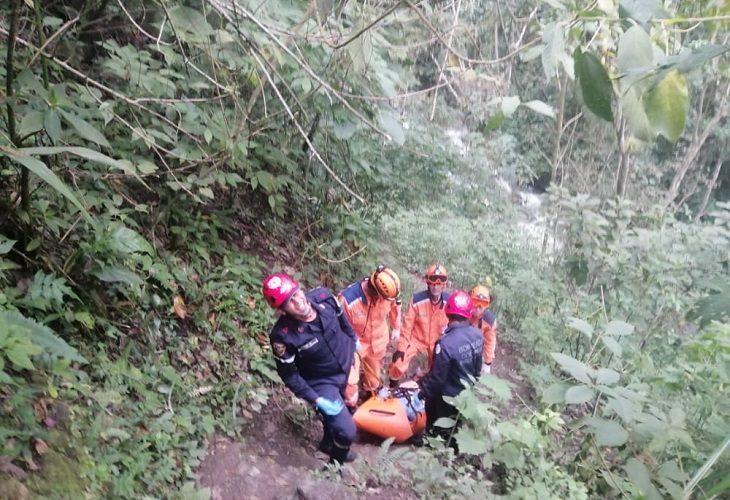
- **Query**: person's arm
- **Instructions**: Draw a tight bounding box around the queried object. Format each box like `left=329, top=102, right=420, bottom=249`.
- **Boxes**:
left=334, top=295, right=357, bottom=341
left=396, top=299, right=416, bottom=352
left=389, top=298, right=402, bottom=342
left=418, top=340, right=450, bottom=400
left=483, top=323, right=496, bottom=364
left=271, top=339, right=320, bottom=404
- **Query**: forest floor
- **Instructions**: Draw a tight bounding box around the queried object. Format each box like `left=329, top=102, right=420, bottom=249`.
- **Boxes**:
left=196, top=339, right=533, bottom=499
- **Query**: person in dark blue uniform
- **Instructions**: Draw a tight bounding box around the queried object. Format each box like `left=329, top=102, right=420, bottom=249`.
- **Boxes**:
left=418, top=290, right=483, bottom=443
left=262, top=272, right=358, bottom=464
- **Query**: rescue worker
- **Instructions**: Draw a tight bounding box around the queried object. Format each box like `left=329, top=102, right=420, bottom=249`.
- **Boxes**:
left=469, top=284, right=497, bottom=374
left=417, top=290, right=483, bottom=438
left=388, top=263, right=450, bottom=388
left=262, top=272, right=358, bottom=464
left=339, top=265, right=402, bottom=395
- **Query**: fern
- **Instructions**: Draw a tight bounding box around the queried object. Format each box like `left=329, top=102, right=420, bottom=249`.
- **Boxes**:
left=0, top=311, right=86, bottom=363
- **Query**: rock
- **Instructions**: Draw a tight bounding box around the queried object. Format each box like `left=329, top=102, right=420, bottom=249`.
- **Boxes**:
left=293, top=477, right=356, bottom=500
left=0, top=477, right=30, bottom=500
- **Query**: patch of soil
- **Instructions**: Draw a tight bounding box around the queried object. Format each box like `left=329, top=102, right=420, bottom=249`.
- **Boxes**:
left=197, top=390, right=417, bottom=500
left=492, top=339, right=536, bottom=418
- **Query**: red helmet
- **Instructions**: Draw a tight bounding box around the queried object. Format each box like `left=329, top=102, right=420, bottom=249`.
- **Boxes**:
left=262, top=272, right=300, bottom=309
left=445, top=290, right=474, bottom=319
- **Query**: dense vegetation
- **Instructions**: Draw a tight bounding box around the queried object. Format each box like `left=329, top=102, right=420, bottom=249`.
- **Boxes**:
left=1, top=0, right=728, bottom=498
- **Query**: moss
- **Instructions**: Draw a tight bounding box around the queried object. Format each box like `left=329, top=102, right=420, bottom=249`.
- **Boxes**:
left=26, top=449, right=89, bottom=499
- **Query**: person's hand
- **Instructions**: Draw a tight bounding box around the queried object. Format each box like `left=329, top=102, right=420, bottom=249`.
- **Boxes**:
left=481, top=363, right=492, bottom=375
left=355, top=338, right=362, bottom=352
left=315, top=397, right=344, bottom=416
left=390, top=329, right=400, bottom=344
left=392, top=350, right=405, bottom=363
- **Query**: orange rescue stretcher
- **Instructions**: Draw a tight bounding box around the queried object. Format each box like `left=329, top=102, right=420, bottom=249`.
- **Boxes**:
left=353, top=383, right=426, bottom=443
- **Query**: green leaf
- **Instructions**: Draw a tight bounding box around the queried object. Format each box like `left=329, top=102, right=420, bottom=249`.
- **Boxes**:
left=617, top=26, right=654, bottom=90
left=333, top=120, right=358, bottom=140
left=94, top=266, right=143, bottom=286
left=542, top=382, right=569, bottom=404
left=109, top=226, right=154, bottom=255
left=454, top=427, right=489, bottom=455
left=643, top=70, right=688, bottom=143
left=523, top=100, right=556, bottom=119
left=19, top=146, right=147, bottom=187
left=501, top=96, right=521, bottom=117
left=6, top=341, right=39, bottom=370
left=567, top=316, right=594, bottom=339
left=565, top=385, right=595, bottom=404
left=19, top=111, right=45, bottom=137
left=433, top=417, right=457, bottom=428
left=601, top=336, right=623, bottom=357
left=619, top=0, right=668, bottom=25
left=587, top=417, right=629, bottom=447
left=483, top=112, right=506, bottom=132
left=594, top=368, right=620, bottom=385
left=0, top=236, right=16, bottom=255
left=574, top=48, right=613, bottom=121
left=476, top=373, right=513, bottom=400
left=379, top=110, right=405, bottom=145
left=59, top=109, right=111, bottom=148
left=167, top=6, right=214, bottom=42
left=621, top=87, right=653, bottom=140
left=605, top=320, right=634, bottom=336
left=551, top=352, right=593, bottom=384
left=1, top=148, right=92, bottom=224
left=542, top=22, right=565, bottom=79
left=43, top=109, right=62, bottom=143
left=625, top=457, right=662, bottom=499
left=0, top=311, right=87, bottom=363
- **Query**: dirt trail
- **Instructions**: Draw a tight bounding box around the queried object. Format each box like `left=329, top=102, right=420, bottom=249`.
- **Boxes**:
left=197, top=340, right=531, bottom=499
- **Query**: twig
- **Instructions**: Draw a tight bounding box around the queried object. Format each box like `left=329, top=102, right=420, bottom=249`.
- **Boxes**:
left=207, top=0, right=390, bottom=140
left=332, top=1, right=405, bottom=50
left=25, top=15, right=80, bottom=70
left=116, top=0, right=171, bottom=46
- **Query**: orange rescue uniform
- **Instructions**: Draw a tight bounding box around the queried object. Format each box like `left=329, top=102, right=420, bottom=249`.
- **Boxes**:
left=339, top=280, right=401, bottom=392
left=470, top=309, right=497, bottom=364
left=388, top=290, right=450, bottom=380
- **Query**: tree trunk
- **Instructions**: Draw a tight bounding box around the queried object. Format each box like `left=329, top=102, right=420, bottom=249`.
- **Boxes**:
left=697, top=154, right=726, bottom=220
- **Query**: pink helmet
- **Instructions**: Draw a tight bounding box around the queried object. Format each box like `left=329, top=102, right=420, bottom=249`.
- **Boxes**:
left=262, top=272, right=300, bottom=309
left=445, top=290, right=474, bottom=319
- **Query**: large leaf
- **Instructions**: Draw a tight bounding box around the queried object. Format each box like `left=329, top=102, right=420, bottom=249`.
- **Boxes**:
left=542, top=382, right=569, bottom=404
left=94, top=266, right=144, bottom=286
left=0, top=311, right=87, bottom=363
left=567, top=316, right=594, bottom=339
left=594, top=368, right=620, bottom=385
left=643, top=70, right=688, bottom=143
left=565, top=384, right=595, bottom=404
left=602, top=336, right=623, bottom=357
left=19, top=146, right=147, bottom=186
left=620, top=87, right=653, bottom=140
left=108, top=226, right=154, bottom=255
left=59, top=109, right=111, bottom=148
left=1, top=148, right=92, bottom=224
left=625, top=457, right=662, bottom=500
left=379, top=110, right=405, bottom=145
left=542, top=22, right=565, bottom=79
left=18, top=110, right=45, bottom=137
left=0, top=236, right=16, bottom=255
left=454, top=427, right=489, bottom=455
left=617, top=26, right=654, bottom=89
left=167, top=5, right=214, bottom=42
left=574, top=48, right=613, bottom=121
left=551, top=352, right=593, bottom=384
left=586, top=417, right=629, bottom=447
left=605, top=320, right=635, bottom=336
left=523, top=100, right=556, bottom=119
left=619, top=0, right=668, bottom=25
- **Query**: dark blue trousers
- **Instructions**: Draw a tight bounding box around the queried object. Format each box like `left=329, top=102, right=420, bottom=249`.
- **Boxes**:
left=311, top=382, right=357, bottom=456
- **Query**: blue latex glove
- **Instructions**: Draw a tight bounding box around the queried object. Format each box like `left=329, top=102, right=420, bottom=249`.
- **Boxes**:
left=315, top=397, right=344, bottom=416
left=355, top=338, right=362, bottom=352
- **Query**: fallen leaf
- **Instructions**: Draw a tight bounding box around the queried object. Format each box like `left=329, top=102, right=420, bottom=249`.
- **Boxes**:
left=208, top=312, right=217, bottom=330
left=0, top=456, right=27, bottom=480
left=173, top=295, right=187, bottom=319
left=34, top=439, right=49, bottom=455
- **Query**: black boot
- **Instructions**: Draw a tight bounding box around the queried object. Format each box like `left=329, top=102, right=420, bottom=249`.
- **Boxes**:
left=329, top=442, right=358, bottom=464
left=389, top=378, right=400, bottom=388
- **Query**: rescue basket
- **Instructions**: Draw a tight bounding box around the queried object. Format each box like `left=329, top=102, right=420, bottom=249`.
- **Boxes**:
left=353, top=386, right=426, bottom=443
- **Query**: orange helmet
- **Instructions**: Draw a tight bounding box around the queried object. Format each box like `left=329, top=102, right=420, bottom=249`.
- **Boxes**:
left=470, top=284, right=491, bottom=308
left=425, top=263, right=448, bottom=284
left=369, top=265, right=400, bottom=300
